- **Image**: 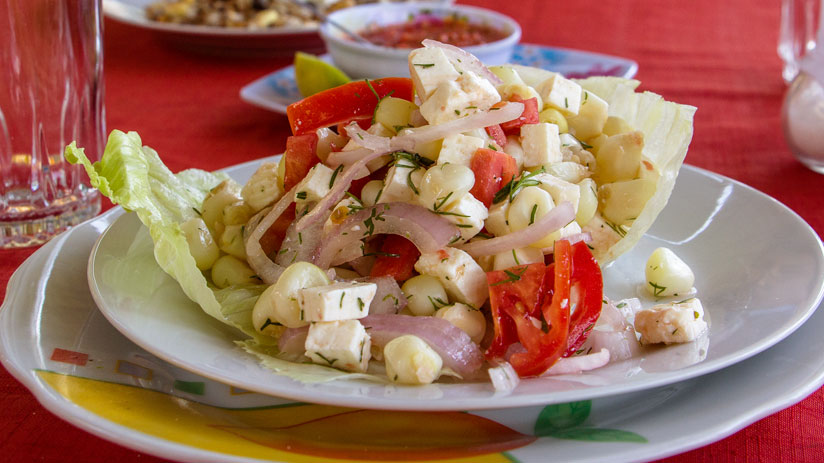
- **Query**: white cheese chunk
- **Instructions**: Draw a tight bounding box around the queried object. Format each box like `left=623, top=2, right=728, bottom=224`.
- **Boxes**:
left=299, top=281, right=377, bottom=322
left=305, top=320, right=372, bottom=372
left=520, top=123, right=562, bottom=167
left=294, top=163, right=335, bottom=207
left=379, top=163, right=424, bottom=204
left=440, top=193, right=488, bottom=243
left=419, top=71, right=501, bottom=125
left=408, top=47, right=461, bottom=100
left=437, top=133, right=485, bottom=166
left=415, top=247, right=488, bottom=308
left=536, top=74, right=583, bottom=116
left=634, top=298, right=708, bottom=345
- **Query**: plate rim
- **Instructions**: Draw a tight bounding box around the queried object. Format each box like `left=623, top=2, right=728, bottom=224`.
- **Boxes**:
left=84, top=162, right=824, bottom=411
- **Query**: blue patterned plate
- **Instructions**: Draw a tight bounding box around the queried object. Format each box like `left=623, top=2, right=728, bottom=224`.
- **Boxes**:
left=239, top=43, right=638, bottom=114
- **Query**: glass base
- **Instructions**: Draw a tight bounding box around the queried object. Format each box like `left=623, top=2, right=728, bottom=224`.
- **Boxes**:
left=0, top=193, right=101, bottom=248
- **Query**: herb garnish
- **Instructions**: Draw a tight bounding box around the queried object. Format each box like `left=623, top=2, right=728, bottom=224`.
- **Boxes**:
left=490, top=266, right=529, bottom=286
left=493, top=166, right=546, bottom=204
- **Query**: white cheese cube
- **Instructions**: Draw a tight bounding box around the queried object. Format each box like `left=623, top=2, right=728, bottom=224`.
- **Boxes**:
left=537, top=74, right=583, bottom=116
left=634, top=298, right=708, bottom=345
left=534, top=173, right=581, bottom=212
left=415, top=247, right=488, bottom=308
left=294, top=163, right=335, bottom=207
left=485, top=201, right=511, bottom=237
left=437, top=133, right=485, bottom=166
left=380, top=163, right=424, bottom=204
left=408, top=47, right=461, bottom=101
left=520, top=123, right=562, bottom=167
left=299, top=281, right=377, bottom=322
left=305, top=320, right=372, bottom=372
left=567, top=90, right=609, bottom=140
left=492, top=246, right=545, bottom=271
left=419, top=71, right=501, bottom=125
left=440, top=193, right=488, bottom=243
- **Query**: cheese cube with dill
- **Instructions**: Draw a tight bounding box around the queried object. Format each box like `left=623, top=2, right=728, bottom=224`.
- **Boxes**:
left=437, top=133, right=485, bottom=167
left=520, top=123, right=562, bottom=167
left=294, top=163, right=335, bottom=207
left=299, top=281, right=377, bottom=322
left=419, top=72, right=501, bottom=125
left=536, top=74, right=583, bottom=116
left=415, top=247, right=488, bottom=308
left=305, top=320, right=372, bottom=372
left=408, top=47, right=461, bottom=100
left=379, top=162, right=425, bottom=204
left=634, top=298, right=707, bottom=345
left=438, top=193, right=488, bottom=243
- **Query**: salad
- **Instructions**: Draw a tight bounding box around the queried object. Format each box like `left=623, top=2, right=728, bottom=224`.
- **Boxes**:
left=67, top=41, right=698, bottom=390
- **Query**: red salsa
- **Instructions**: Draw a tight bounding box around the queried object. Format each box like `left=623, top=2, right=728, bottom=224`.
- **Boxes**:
left=360, top=15, right=508, bottom=49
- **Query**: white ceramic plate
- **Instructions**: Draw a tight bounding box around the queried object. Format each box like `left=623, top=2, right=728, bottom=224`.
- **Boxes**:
left=1, top=204, right=823, bottom=462
left=240, top=44, right=639, bottom=113
left=84, top=160, right=824, bottom=411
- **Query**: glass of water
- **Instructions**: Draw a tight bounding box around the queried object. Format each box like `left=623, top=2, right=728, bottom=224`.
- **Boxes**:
left=0, top=0, right=105, bottom=248
left=779, top=0, right=822, bottom=83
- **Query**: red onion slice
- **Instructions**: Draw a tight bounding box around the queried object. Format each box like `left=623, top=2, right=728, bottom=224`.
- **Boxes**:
left=244, top=186, right=297, bottom=284
left=361, top=313, right=484, bottom=377
left=344, top=122, right=391, bottom=153
left=542, top=348, right=610, bottom=376
left=488, top=361, right=520, bottom=393
left=458, top=202, right=576, bottom=257
left=359, top=276, right=407, bottom=314
left=275, top=208, right=330, bottom=267
left=278, top=326, right=309, bottom=357
left=397, top=102, right=523, bottom=148
left=314, top=203, right=460, bottom=269
left=422, top=39, right=503, bottom=86
left=295, top=148, right=392, bottom=232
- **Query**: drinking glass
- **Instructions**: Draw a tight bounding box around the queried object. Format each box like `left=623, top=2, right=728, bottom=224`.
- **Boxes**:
left=779, top=0, right=821, bottom=83
left=0, top=0, right=105, bottom=248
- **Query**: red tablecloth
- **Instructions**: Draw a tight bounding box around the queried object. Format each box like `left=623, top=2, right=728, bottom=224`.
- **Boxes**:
left=2, top=0, right=823, bottom=461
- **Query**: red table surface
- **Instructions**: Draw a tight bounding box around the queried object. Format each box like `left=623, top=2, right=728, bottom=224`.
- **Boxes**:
left=2, top=0, right=823, bottom=461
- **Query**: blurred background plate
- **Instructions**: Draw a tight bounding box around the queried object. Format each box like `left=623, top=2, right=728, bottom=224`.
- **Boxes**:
left=240, top=43, right=639, bottom=113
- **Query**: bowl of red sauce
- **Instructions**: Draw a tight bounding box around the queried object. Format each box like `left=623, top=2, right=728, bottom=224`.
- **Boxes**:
left=319, top=2, right=521, bottom=79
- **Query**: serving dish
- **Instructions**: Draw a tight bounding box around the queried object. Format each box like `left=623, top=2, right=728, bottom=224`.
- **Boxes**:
left=319, top=2, right=521, bottom=78
left=240, top=44, right=639, bottom=114
left=0, top=195, right=822, bottom=461
left=82, top=157, right=824, bottom=411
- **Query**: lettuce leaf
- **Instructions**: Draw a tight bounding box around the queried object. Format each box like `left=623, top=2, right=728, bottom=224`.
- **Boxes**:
left=66, top=130, right=233, bottom=324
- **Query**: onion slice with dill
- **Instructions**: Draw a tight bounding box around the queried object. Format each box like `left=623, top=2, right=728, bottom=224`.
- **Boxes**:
left=458, top=202, right=576, bottom=257
left=360, top=313, right=484, bottom=377
left=313, top=202, right=460, bottom=269
left=243, top=186, right=298, bottom=284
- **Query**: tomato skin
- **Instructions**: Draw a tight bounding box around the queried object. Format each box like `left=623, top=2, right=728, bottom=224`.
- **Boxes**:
left=500, top=97, right=539, bottom=135
left=469, top=148, right=518, bottom=207
left=369, top=235, right=421, bottom=282
left=563, top=241, right=604, bottom=357
left=485, top=263, right=548, bottom=359
left=485, top=124, right=507, bottom=147
left=287, top=78, right=414, bottom=135
left=283, top=133, right=320, bottom=191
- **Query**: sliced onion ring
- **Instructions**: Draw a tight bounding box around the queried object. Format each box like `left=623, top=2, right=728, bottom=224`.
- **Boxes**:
left=458, top=202, right=576, bottom=257
left=314, top=202, right=460, bottom=269
left=542, top=348, right=610, bottom=376
left=244, top=186, right=297, bottom=284
left=343, top=122, right=390, bottom=152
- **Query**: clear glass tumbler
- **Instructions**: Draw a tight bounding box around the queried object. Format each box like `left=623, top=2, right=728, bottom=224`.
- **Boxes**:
left=0, top=0, right=105, bottom=248
left=779, top=0, right=822, bottom=83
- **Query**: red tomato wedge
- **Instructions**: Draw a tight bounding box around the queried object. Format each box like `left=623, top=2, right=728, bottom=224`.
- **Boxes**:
left=500, top=97, right=539, bottom=135
left=370, top=235, right=421, bottom=282
left=506, top=239, right=572, bottom=377
left=563, top=241, right=604, bottom=356
left=469, top=148, right=518, bottom=207
left=287, top=78, right=415, bottom=135
left=485, top=124, right=507, bottom=147
left=485, top=263, right=548, bottom=359
left=283, top=133, right=320, bottom=191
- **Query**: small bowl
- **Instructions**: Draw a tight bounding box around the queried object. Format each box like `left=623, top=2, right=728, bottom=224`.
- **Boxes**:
left=319, top=2, right=521, bottom=79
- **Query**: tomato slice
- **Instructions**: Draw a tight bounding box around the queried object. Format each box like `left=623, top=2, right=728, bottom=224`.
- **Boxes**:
left=287, top=78, right=415, bottom=135
left=485, top=263, right=548, bottom=359
left=500, top=97, right=539, bottom=135
left=507, top=239, right=572, bottom=377
left=369, top=235, right=421, bottom=282
left=563, top=241, right=604, bottom=356
left=283, top=133, right=320, bottom=191
left=485, top=124, right=507, bottom=147
left=469, top=148, right=518, bottom=208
